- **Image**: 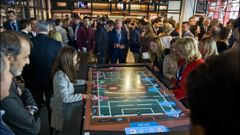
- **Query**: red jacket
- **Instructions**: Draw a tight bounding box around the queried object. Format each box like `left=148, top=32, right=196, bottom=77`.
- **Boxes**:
left=173, top=59, right=205, bottom=100
left=77, top=26, right=95, bottom=51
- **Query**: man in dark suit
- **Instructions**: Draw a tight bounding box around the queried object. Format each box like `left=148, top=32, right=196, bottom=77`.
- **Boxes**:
left=15, top=19, right=33, bottom=84
left=72, top=14, right=82, bottom=50
left=109, top=19, right=128, bottom=63
left=0, top=32, right=15, bottom=135
left=95, top=20, right=114, bottom=64
left=23, top=21, right=62, bottom=133
left=19, top=19, right=33, bottom=38
left=0, top=30, right=40, bottom=135
left=25, top=20, right=61, bottom=107
left=152, top=17, right=164, bottom=36
left=3, top=11, right=19, bottom=32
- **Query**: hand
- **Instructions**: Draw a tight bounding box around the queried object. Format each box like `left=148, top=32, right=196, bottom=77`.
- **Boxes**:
left=153, top=66, right=160, bottom=72
left=86, top=80, right=94, bottom=85
left=115, top=43, right=121, bottom=48
left=28, top=110, right=34, bottom=115
left=119, top=45, right=125, bottom=49
left=180, top=109, right=191, bottom=117
left=91, top=95, right=99, bottom=101
left=26, top=106, right=38, bottom=115
left=83, top=94, right=91, bottom=100
left=161, top=89, right=174, bottom=96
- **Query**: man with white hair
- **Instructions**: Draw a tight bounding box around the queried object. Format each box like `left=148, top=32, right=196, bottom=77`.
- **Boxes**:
left=23, top=20, right=62, bottom=134
left=109, top=19, right=128, bottom=63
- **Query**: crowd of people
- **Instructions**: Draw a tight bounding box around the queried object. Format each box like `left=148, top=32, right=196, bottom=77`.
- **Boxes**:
left=0, top=9, right=239, bottom=135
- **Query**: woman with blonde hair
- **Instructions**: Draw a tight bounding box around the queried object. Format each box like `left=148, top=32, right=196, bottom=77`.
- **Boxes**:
left=199, top=37, right=218, bottom=60
left=149, top=37, right=165, bottom=76
left=165, top=37, right=204, bottom=108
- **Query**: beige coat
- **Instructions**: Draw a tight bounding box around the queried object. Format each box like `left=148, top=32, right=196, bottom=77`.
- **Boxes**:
left=163, top=54, right=178, bottom=80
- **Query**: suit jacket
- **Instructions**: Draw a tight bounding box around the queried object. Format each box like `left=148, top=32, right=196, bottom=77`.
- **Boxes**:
left=152, top=25, right=163, bottom=36
left=21, top=31, right=33, bottom=38
left=3, top=21, right=19, bottom=31
left=95, top=26, right=109, bottom=56
left=109, top=28, right=128, bottom=49
left=130, top=28, right=141, bottom=53
left=25, top=34, right=62, bottom=91
left=163, top=54, right=178, bottom=80
left=0, top=81, right=40, bottom=135
left=0, top=110, right=15, bottom=135
left=173, top=59, right=204, bottom=100
left=77, top=26, right=95, bottom=51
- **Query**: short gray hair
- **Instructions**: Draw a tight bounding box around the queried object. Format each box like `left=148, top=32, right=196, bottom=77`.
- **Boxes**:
left=46, top=19, right=56, bottom=27
left=0, top=30, right=21, bottom=58
left=36, top=20, right=49, bottom=32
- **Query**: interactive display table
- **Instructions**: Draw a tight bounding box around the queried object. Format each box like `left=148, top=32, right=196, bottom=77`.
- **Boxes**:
left=84, top=64, right=189, bottom=133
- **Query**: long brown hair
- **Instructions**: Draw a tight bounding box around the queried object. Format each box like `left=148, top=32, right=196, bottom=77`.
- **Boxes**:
left=149, top=37, right=165, bottom=61
left=51, top=46, right=77, bottom=83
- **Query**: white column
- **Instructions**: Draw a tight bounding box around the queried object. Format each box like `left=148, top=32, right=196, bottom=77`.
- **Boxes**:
left=180, top=0, right=197, bottom=22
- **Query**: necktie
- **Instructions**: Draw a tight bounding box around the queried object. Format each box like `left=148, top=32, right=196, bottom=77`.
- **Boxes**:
left=12, top=22, right=16, bottom=31
left=117, top=31, right=121, bottom=43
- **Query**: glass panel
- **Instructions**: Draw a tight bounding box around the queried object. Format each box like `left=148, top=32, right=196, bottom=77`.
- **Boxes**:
left=131, top=4, right=140, bottom=11
left=29, top=8, right=35, bottom=18
left=140, top=4, right=147, bottom=12
left=149, top=3, right=157, bottom=11
left=43, top=10, right=47, bottom=20
left=29, top=0, right=34, bottom=7
left=53, top=13, right=62, bottom=19
left=36, top=0, right=41, bottom=8
left=56, top=2, right=67, bottom=7
left=167, top=13, right=180, bottom=22
left=159, top=6, right=167, bottom=10
left=42, top=0, right=46, bottom=8
left=168, top=1, right=181, bottom=10
left=36, top=9, right=42, bottom=20
left=92, top=3, right=109, bottom=10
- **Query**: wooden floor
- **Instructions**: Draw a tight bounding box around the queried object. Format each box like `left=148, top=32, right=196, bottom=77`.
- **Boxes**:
left=126, top=50, right=135, bottom=63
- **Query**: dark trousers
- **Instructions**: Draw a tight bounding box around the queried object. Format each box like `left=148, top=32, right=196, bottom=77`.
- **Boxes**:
left=97, top=56, right=107, bottom=64
left=110, top=48, right=125, bottom=64
left=31, top=89, right=52, bottom=133
left=72, top=40, right=78, bottom=50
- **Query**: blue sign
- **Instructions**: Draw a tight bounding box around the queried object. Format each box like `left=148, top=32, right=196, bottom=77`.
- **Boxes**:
left=125, top=121, right=170, bottom=134
left=125, top=125, right=169, bottom=134
left=130, top=121, right=158, bottom=127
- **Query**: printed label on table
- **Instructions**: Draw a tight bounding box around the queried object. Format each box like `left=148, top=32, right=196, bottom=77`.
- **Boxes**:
left=125, top=125, right=169, bottom=134
left=130, top=121, right=158, bottom=127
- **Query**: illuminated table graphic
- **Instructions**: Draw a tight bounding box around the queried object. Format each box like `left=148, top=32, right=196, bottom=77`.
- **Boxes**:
left=84, top=65, right=189, bottom=132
